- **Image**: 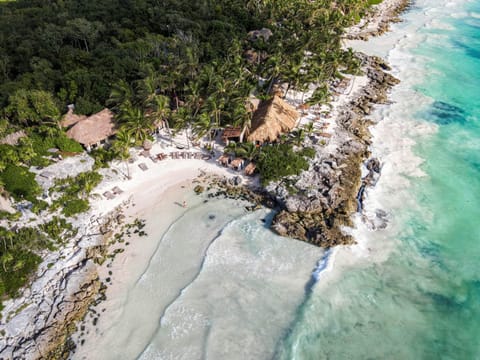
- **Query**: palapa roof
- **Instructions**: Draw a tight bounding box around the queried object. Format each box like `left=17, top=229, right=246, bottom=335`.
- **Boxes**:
left=230, top=158, right=244, bottom=167
left=247, top=95, right=299, bottom=144
left=61, top=108, right=88, bottom=128
left=0, top=130, right=26, bottom=146
left=66, top=108, right=116, bottom=146
left=218, top=154, right=230, bottom=165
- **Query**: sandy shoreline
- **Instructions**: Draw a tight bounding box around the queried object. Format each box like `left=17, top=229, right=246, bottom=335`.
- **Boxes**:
left=0, top=0, right=410, bottom=358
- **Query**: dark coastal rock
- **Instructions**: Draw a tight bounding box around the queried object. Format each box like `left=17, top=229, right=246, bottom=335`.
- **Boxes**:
left=268, top=54, right=399, bottom=247
left=233, top=176, right=242, bottom=186
left=194, top=185, right=205, bottom=194
left=345, top=0, right=412, bottom=41
left=366, top=158, right=381, bottom=173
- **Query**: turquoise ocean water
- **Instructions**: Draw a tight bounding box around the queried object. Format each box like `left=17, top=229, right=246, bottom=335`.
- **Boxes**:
left=276, top=0, right=480, bottom=359
left=73, top=1, right=480, bottom=359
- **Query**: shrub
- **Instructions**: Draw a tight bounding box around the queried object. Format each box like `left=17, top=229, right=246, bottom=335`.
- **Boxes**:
left=0, top=210, right=21, bottom=221
left=0, top=226, right=52, bottom=299
left=31, top=199, right=49, bottom=214
left=90, top=147, right=116, bottom=169
left=55, top=136, right=83, bottom=153
left=0, top=165, right=41, bottom=202
left=256, top=144, right=311, bottom=186
left=61, top=198, right=89, bottom=216
left=300, top=147, right=316, bottom=159
left=30, top=129, right=83, bottom=155
left=1, top=250, right=42, bottom=297
left=39, top=216, right=77, bottom=243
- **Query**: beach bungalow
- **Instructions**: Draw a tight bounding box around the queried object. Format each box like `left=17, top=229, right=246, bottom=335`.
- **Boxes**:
left=65, top=109, right=117, bottom=151
left=247, top=95, right=299, bottom=144
left=221, top=127, right=242, bottom=144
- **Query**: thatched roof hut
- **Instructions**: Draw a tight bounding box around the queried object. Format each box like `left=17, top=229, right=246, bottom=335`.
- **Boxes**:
left=247, top=95, right=299, bottom=144
left=66, top=109, right=116, bottom=148
left=61, top=108, right=88, bottom=128
left=0, top=130, right=26, bottom=146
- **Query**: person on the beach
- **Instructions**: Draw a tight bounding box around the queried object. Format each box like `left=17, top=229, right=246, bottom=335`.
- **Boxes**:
left=182, top=201, right=187, bottom=208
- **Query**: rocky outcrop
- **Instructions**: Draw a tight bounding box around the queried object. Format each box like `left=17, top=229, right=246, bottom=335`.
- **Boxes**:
left=345, top=0, right=411, bottom=41
left=0, top=207, right=126, bottom=359
left=269, top=55, right=399, bottom=247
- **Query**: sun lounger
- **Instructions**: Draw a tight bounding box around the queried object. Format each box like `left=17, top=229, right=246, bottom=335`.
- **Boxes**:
left=103, top=191, right=115, bottom=200
left=112, top=186, right=124, bottom=195
left=150, top=155, right=158, bottom=163
left=138, top=163, right=148, bottom=171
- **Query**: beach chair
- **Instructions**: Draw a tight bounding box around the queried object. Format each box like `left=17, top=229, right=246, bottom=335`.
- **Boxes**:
left=112, top=186, right=124, bottom=195
left=138, top=163, right=148, bottom=171
left=103, top=191, right=115, bottom=200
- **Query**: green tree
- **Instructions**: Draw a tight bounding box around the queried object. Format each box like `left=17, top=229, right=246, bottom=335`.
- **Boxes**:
left=6, top=89, right=60, bottom=126
left=112, top=129, right=133, bottom=179
left=117, top=104, right=154, bottom=144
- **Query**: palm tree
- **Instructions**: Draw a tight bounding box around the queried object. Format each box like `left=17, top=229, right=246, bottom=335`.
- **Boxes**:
left=303, top=121, right=315, bottom=136
left=232, top=98, right=252, bottom=143
left=290, top=128, right=305, bottom=146
left=192, top=112, right=212, bottom=142
left=184, top=81, right=203, bottom=118
left=108, top=80, right=134, bottom=111
left=117, top=104, right=154, bottom=144
left=112, top=129, right=133, bottom=179
left=206, top=95, right=226, bottom=129
left=235, top=142, right=260, bottom=162
left=171, top=107, right=191, bottom=149
left=149, top=94, right=172, bottom=142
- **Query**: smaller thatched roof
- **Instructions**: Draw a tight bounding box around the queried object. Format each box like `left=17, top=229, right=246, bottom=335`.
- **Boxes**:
left=218, top=154, right=230, bottom=166
left=61, top=108, right=88, bottom=128
left=247, top=95, right=299, bottom=144
left=66, top=109, right=116, bottom=147
left=0, top=130, right=26, bottom=146
left=244, top=162, right=256, bottom=176
left=230, top=158, right=244, bottom=168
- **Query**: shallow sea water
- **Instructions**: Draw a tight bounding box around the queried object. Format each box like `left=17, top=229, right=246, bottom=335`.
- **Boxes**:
left=276, top=1, right=480, bottom=359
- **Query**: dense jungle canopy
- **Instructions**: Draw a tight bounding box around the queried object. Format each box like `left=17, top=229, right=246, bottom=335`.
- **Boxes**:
left=0, top=0, right=373, bottom=131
